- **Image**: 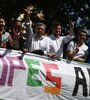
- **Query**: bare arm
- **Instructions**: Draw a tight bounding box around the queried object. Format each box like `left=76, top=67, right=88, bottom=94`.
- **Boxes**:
left=73, top=56, right=87, bottom=62
left=68, top=20, right=74, bottom=36
left=67, top=47, right=79, bottom=60
left=67, top=48, right=87, bottom=62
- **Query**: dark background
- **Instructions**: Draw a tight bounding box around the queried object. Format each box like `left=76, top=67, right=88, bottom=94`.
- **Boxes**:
left=0, top=0, right=90, bottom=35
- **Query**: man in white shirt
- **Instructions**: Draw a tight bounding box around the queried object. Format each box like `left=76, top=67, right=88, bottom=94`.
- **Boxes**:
left=48, top=21, right=74, bottom=58
left=23, top=7, right=51, bottom=55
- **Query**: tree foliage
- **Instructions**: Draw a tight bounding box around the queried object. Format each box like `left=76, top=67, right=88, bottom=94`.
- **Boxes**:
left=0, top=0, right=90, bottom=33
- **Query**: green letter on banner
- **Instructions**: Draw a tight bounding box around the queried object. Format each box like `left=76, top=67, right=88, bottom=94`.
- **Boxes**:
left=25, top=58, right=42, bottom=86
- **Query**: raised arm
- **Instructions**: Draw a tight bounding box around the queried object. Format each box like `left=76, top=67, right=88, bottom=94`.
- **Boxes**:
left=24, top=6, right=34, bottom=37
left=68, top=20, right=74, bottom=36
left=63, top=20, right=74, bottom=44
left=24, top=6, right=33, bottom=49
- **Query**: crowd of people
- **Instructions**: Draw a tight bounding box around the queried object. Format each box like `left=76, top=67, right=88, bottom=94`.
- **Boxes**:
left=0, top=6, right=90, bottom=64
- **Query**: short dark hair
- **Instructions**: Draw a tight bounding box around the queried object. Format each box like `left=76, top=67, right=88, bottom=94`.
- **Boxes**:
left=51, top=21, right=61, bottom=29
left=35, top=22, right=46, bottom=30
left=74, top=30, right=87, bottom=42
left=78, top=30, right=87, bottom=35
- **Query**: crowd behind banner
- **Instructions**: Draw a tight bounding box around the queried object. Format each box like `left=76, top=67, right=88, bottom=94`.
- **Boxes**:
left=0, top=6, right=90, bottom=64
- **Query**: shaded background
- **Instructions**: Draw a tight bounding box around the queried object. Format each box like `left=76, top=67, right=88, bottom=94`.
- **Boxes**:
left=0, top=0, right=90, bottom=35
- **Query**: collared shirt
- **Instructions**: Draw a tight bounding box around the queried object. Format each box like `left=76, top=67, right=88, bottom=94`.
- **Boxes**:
left=30, top=34, right=51, bottom=54
left=25, top=21, right=50, bottom=55
left=49, top=34, right=74, bottom=57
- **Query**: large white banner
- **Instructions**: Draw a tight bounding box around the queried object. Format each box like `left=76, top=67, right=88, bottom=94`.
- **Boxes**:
left=0, top=48, right=90, bottom=100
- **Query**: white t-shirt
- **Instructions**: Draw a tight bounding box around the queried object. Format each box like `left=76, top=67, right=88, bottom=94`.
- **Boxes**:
left=49, top=34, right=74, bottom=57
left=67, top=41, right=88, bottom=58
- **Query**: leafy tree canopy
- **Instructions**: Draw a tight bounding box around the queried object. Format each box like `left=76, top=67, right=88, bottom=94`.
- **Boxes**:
left=0, top=0, right=90, bottom=34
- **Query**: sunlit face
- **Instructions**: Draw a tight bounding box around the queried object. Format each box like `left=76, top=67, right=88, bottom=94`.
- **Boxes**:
left=0, top=19, right=5, bottom=28
left=78, top=32, right=87, bottom=43
left=35, top=25, right=45, bottom=37
left=52, top=25, right=62, bottom=36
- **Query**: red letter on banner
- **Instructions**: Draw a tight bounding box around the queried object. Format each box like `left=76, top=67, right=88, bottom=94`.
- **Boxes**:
left=43, top=63, right=61, bottom=94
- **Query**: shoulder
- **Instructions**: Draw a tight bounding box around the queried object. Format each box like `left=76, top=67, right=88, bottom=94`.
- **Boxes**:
left=82, top=44, right=88, bottom=50
left=68, top=41, right=74, bottom=45
left=3, top=32, right=11, bottom=36
left=44, top=36, right=51, bottom=40
left=48, top=34, right=53, bottom=38
left=4, top=31, right=10, bottom=34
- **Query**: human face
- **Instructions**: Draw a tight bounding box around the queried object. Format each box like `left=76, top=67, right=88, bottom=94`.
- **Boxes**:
left=52, top=25, right=62, bottom=37
left=0, top=19, right=5, bottom=28
left=14, top=21, right=22, bottom=30
left=78, top=32, right=87, bottom=43
left=35, top=25, right=45, bottom=37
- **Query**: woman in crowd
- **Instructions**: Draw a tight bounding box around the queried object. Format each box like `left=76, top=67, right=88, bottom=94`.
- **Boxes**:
left=67, top=30, right=88, bottom=62
left=0, top=17, right=12, bottom=48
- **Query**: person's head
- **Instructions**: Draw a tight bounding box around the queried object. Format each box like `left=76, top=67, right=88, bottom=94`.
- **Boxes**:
left=0, top=18, right=6, bottom=31
left=51, top=21, right=62, bottom=37
left=77, top=30, right=87, bottom=43
left=34, top=22, right=46, bottom=37
left=14, top=20, right=22, bottom=31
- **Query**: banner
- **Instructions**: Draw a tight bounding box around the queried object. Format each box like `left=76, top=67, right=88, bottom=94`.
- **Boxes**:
left=0, top=48, right=90, bottom=100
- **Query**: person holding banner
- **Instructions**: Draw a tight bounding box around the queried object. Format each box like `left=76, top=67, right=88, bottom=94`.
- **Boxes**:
left=23, top=6, right=51, bottom=56
left=0, top=17, right=12, bottom=48
left=67, top=30, right=88, bottom=62
left=48, top=20, right=74, bottom=58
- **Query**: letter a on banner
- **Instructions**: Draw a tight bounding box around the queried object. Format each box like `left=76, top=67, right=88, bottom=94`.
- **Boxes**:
left=72, top=67, right=87, bottom=96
